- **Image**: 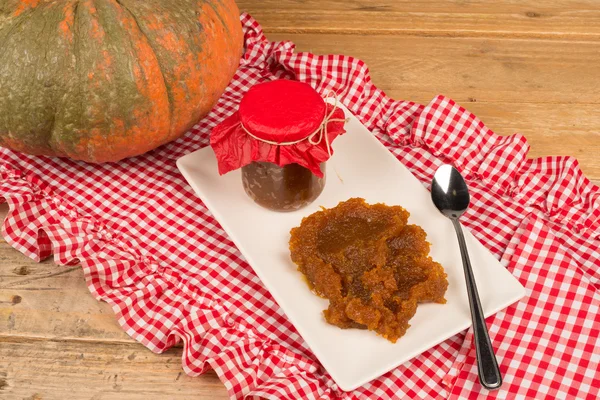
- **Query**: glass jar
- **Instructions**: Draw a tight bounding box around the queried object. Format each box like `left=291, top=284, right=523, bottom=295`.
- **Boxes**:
left=211, top=80, right=346, bottom=212
left=242, top=161, right=326, bottom=212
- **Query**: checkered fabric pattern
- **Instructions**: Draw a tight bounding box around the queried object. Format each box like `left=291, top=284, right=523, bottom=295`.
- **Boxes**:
left=1, top=14, right=599, bottom=400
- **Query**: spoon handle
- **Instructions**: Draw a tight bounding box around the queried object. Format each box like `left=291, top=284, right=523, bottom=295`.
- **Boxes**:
left=451, top=219, right=503, bottom=390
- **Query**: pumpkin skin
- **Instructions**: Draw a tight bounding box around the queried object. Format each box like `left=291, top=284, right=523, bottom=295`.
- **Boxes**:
left=0, top=0, right=243, bottom=162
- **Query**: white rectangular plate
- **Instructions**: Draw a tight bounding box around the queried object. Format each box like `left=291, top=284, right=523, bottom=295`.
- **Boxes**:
left=177, top=103, right=526, bottom=391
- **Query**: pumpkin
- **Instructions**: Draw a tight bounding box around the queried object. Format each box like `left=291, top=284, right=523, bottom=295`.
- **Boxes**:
left=0, top=0, right=243, bottom=162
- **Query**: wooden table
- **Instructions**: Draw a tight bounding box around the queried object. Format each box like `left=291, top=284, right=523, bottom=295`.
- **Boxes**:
left=1, top=1, right=599, bottom=398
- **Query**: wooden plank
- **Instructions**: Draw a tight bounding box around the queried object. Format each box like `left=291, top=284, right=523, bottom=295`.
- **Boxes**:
left=266, top=33, right=600, bottom=180
left=0, top=218, right=132, bottom=342
left=238, top=0, right=600, bottom=40
left=446, top=101, right=600, bottom=176
left=266, top=33, right=600, bottom=105
left=0, top=205, right=227, bottom=398
left=0, top=336, right=229, bottom=400
left=0, top=282, right=132, bottom=342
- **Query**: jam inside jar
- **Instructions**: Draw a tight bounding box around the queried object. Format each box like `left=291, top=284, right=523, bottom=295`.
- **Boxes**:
left=211, top=80, right=346, bottom=212
left=242, top=162, right=326, bottom=212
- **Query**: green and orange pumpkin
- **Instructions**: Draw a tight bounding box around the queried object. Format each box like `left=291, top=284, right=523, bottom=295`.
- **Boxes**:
left=0, top=0, right=243, bottom=162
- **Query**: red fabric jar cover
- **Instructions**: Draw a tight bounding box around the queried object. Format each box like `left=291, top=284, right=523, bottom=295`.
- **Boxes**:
left=210, top=79, right=346, bottom=177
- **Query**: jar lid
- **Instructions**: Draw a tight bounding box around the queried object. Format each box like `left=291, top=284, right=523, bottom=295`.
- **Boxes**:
left=210, top=79, right=347, bottom=178
left=239, top=80, right=326, bottom=143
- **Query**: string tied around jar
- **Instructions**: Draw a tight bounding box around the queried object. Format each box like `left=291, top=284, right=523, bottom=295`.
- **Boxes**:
left=239, top=91, right=349, bottom=157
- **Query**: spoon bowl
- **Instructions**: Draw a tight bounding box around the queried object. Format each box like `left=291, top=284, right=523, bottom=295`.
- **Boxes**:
left=431, top=164, right=470, bottom=218
left=432, top=164, right=503, bottom=391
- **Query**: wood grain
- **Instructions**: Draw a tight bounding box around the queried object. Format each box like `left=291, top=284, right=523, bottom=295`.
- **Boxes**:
left=0, top=337, right=228, bottom=400
left=0, top=211, right=130, bottom=342
left=0, top=255, right=131, bottom=342
left=238, top=0, right=600, bottom=39
left=0, top=206, right=228, bottom=399
left=1, top=2, right=599, bottom=398
left=264, top=33, right=600, bottom=180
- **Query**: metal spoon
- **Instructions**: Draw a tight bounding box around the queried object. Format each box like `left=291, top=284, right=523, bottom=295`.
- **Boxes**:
left=431, top=164, right=502, bottom=390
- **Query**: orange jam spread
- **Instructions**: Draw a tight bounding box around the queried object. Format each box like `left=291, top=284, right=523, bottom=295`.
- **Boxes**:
left=289, top=198, right=448, bottom=342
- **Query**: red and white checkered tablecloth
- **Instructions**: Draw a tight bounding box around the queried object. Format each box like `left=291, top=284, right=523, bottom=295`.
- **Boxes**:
left=1, top=14, right=599, bottom=400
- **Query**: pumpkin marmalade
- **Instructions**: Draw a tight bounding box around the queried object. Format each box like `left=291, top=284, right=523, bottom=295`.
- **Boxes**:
left=289, top=198, right=448, bottom=342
